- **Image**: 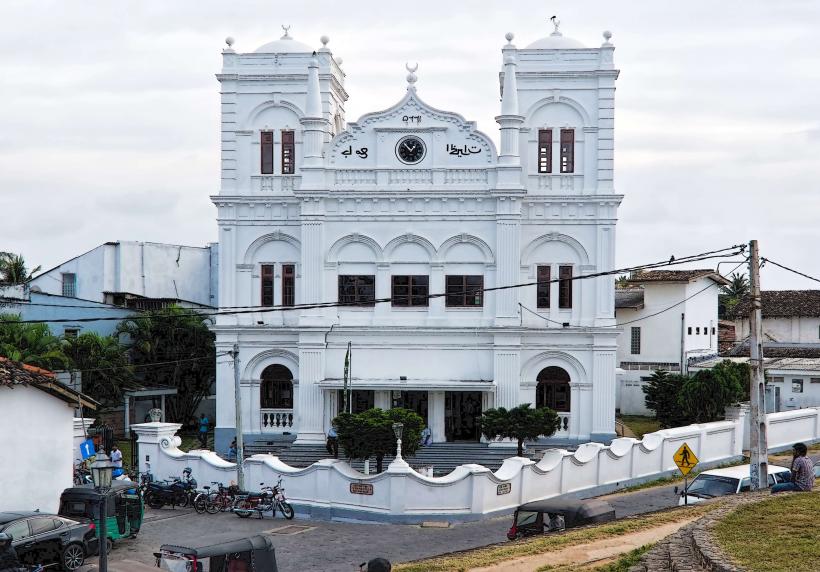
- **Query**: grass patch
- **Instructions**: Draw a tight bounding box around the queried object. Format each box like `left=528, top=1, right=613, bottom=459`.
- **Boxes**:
left=619, top=416, right=661, bottom=439
left=713, top=491, right=820, bottom=572
left=395, top=504, right=716, bottom=572
left=534, top=544, right=653, bottom=571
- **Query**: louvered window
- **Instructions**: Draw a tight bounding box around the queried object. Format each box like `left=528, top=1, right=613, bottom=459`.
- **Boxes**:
left=537, top=129, right=552, bottom=173
left=560, top=129, right=574, bottom=173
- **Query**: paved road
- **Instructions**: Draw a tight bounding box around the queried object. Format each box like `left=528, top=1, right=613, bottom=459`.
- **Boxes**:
left=100, top=484, right=682, bottom=572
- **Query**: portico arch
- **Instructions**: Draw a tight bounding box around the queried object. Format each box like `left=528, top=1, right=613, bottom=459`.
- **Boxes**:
left=261, top=364, right=294, bottom=409
left=536, top=366, right=571, bottom=412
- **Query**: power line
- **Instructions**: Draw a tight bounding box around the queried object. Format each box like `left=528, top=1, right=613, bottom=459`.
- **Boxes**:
left=9, top=244, right=746, bottom=325
left=60, top=352, right=233, bottom=376
left=760, top=257, right=820, bottom=285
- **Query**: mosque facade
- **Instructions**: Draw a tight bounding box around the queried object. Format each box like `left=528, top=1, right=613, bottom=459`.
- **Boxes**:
left=212, top=23, right=622, bottom=451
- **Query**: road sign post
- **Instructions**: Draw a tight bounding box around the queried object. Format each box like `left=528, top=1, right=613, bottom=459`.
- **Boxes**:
left=673, top=442, right=699, bottom=505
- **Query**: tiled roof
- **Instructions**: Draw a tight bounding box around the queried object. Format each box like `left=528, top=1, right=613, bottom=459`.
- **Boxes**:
left=0, top=357, right=97, bottom=409
left=729, top=290, right=820, bottom=319
left=615, top=288, right=644, bottom=309
left=628, top=269, right=730, bottom=285
left=692, top=356, right=820, bottom=372
left=724, top=342, right=820, bottom=359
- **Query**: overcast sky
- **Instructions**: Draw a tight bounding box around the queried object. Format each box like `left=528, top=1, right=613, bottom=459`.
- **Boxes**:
left=1, top=0, right=818, bottom=289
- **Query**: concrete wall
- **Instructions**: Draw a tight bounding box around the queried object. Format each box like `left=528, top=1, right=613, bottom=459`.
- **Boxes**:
left=734, top=316, right=820, bottom=344
left=135, top=407, right=820, bottom=523
left=0, top=386, right=75, bottom=513
left=0, top=291, right=133, bottom=337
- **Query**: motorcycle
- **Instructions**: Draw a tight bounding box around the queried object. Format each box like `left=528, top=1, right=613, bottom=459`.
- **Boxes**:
left=73, top=459, right=92, bottom=486
left=144, top=468, right=197, bottom=509
left=232, top=477, right=294, bottom=520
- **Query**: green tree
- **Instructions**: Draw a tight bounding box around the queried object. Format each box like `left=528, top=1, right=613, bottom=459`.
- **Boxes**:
left=116, top=306, right=215, bottom=423
left=0, top=314, right=69, bottom=370
left=479, top=403, right=561, bottom=456
left=334, top=407, right=424, bottom=473
left=63, top=331, right=134, bottom=407
left=642, top=369, right=689, bottom=428
left=679, top=361, right=747, bottom=423
left=0, top=253, right=41, bottom=284
left=721, top=272, right=749, bottom=299
left=615, top=275, right=630, bottom=289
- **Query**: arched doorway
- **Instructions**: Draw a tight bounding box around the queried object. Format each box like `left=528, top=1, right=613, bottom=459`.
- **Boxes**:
left=536, top=366, right=571, bottom=412
left=261, top=364, right=294, bottom=430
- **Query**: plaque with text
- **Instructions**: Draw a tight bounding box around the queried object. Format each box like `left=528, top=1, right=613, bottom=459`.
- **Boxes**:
left=496, top=483, right=512, bottom=495
left=350, top=483, right=374, bottom=496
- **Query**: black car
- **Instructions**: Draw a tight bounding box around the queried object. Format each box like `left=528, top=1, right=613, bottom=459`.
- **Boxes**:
left=0, top=511, right=98, bottom=571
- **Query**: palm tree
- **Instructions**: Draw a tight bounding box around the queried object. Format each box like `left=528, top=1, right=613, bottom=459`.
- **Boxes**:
left=0, top=253, right=41, bottom=284
left=0, top=314, right=69, bottom=370
left=615, top=275, right=630, bottom=289
left=721, top=272, right=749, bottom=299
left=63, top=332, right=135, bottom=406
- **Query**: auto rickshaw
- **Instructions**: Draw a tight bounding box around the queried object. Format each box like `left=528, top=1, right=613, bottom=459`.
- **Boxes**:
left=507, top=498, right=616, bottom=540
left=154, top=535, right=278, bottom=572
left=59, top=481, right=144, bottom=547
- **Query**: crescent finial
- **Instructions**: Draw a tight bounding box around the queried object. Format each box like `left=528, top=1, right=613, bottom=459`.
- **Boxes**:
left=406, top=62, right=419, bottom=73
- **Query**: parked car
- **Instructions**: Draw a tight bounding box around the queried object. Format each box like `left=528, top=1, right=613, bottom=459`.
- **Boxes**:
left=0, top=511, right=98, bottom=571
left=676, top=464, right=791, bottom=505
left=507, top=498, right=616, bottom=540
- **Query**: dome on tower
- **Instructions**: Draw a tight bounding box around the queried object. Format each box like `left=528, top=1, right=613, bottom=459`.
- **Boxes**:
left=526, top=19, right=586, bottom=49
left=255, top=26, right=313, bottom=53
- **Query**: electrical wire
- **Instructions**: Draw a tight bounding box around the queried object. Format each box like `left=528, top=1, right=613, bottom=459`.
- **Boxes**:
left=8, top=244, right=746, bottom=324
left=64, top=352, right=233, bottom=375
left=760, top=258, right=820, bottom=285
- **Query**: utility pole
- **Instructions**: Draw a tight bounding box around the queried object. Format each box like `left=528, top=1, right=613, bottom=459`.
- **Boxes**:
left=680, top=313, right=686, bottom=375
left=231, top=343, right=245, bottom=490
left=748, top=240, right=768, bottom=490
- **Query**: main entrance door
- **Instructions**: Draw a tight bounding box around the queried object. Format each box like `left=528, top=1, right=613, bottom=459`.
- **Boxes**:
left=445, top=391, right=482, bottom=442
left=392, top=391, right=428, bottom=424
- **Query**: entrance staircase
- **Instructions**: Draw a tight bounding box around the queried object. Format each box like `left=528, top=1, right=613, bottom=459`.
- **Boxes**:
left=243, top=441, right=533, bottom=476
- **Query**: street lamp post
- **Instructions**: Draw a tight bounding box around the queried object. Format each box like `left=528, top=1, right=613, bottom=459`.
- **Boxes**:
left=392, top=422, right=404, bottom=462
left=90, top=452, right=115, bottom=572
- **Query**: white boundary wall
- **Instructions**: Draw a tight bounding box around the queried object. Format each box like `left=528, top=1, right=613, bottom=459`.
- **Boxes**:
left=132, top=407, right=820, bottom=523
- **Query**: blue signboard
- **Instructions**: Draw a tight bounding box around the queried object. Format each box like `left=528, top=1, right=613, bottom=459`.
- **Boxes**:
left=79, top=439, right=96, bottom=460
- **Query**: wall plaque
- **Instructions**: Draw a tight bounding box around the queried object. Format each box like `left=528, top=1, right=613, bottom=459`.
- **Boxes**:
left=497, top=483, right=512, bottom=495
left=350, top=483, right=374, bottom=496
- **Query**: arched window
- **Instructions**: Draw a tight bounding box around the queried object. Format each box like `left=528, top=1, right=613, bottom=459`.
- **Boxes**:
left=261, top=365, right=294, bottom=409
left=536, top=366, right=571, bottom=412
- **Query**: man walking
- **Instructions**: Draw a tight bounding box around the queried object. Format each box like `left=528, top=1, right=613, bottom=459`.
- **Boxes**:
left=198, top=413, right=210, bottom=448
left=110, top=444, right=123, bottom=468
left=771, top=442, right=815, bottom=493
left=326, top=425, right=339, bottom=459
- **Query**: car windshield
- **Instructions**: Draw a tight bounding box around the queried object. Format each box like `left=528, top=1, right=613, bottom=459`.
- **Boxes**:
left=686, top=474, right=738, bottom=498
left=516, top=511, right=538, bottom=526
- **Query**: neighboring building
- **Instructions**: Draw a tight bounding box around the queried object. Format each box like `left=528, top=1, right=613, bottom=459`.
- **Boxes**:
left=730, top=290, right=820, bottom=345
left=28, top=240, right=219, bottom=310
left=212, top=24, right=622, bottom=451
left=614, top=269, right=729, bottom=415
left=0, top=284, right=133, bottom=337
left=691, top=354, right=820, bottom=412
left=0, top=358, right=97, bottom=513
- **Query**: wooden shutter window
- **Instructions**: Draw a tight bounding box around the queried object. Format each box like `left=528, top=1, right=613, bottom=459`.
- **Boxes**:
left=281, top=264, right=295, bottom=306
left=558, top=265, right=572, bottom=309
left=261, top=264, right=274, bottom=307
left=560, top=129, right=574, bottom=173
left=537, top=266, right=551, bottom=308
left=537, top=129, right=552, bottom=174
left=261, top=132, right=274, bottom=174
left=281, top=130, right=295, bottom=174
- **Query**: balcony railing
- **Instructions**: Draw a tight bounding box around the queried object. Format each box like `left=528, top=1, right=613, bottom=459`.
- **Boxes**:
left=554, top=412, right=571, bottom=435
left=261, top=408, right=295, bottom=432
left=251, top=175, right=301, bottom=193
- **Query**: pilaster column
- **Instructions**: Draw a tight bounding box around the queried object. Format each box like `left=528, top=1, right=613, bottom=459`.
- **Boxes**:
left=375, top=263, right=390, bottom=319
left=374, top=390, right=391, bottom=410
left=294, top=335, right=326, bottom=444
left=429, top=391, right=446, bottom=443
left=494, top=199, right=521, bottom=325
left=429, top=263, right=445, bottom=321
left=493, top=334, right=521, bottom=410
left=595, top=225, right=616, bottom=326
left=300, top=198, right=326, bottom=326
left=591, top=350, right=617, bottom=442
left=249, top=380, right=261, bottom=433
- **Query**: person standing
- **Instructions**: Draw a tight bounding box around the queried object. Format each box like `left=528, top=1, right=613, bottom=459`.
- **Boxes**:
left=110, top=444, right=123, bottom=468
left=198, top=413, right=210, bottom=448
left=326, top=425, right=339, bottom=458
left=771, top=442, right=815, bottom=493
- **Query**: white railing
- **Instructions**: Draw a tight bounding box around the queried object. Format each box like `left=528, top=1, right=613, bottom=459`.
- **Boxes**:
left=251, top=175, right=301, bottom=193
left=389, top=169, right=433, bottom=185
left=554, top=412, right=571, bottom=436
left=444, top=169, right=489, bottom=185
left=335, top=170, right=377, bottom=185
left=261, top=409, right=295, bottom=432
left=529, top=174, right=583, bottom=192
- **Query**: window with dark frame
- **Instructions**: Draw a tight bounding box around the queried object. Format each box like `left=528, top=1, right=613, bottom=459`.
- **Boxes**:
left=391, top=275, right=429, bottom=307
left=261, top=264, right=274, bottom=307
left=536, top=265, right=551, bottom=308
left=537, top=129, right=552, bottom=174
left=811, top=377, right=820, bottom=384
left=281, top=264, right=295, bottom=306
left=261, top=131, right=274, bottom=174
left=630, top=327, right=641, bottom=355
left=64, top=328, right=79, bottom=339
left=688, top=327, right=693, bottom=335
left=560, top=129, right=574, bottom=173
left=445, top=275, right=484, bottom=307
left=338, top=275, right=376, bottom=306
left=792, top=379, right=804, bottom=393
left=558, top=265, right=572, bottom=309
left=281, top=130, right=295, bottom=174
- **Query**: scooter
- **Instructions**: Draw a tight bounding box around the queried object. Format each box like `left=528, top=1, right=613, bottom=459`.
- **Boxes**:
left=143, top=477, right=189, bottom=509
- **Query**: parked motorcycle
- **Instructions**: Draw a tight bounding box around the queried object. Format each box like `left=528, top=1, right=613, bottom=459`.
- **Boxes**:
left=143, top=469, right=196, bottom=510
left=232, top=477, right=294, bottom=520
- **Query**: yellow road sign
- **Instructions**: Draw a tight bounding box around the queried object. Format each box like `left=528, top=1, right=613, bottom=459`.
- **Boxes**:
left=673, top=442, right=699, bottom=476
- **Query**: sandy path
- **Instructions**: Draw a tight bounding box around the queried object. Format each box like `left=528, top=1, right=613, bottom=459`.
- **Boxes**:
left=470, top=516, right=699, bottom=572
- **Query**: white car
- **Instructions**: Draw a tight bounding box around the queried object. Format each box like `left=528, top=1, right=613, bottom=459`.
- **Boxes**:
left=677, top=463, right=791, bottom=505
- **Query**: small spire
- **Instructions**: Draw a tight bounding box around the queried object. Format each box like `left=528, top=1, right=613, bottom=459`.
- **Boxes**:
left=602, top=30, right=613, bottom=46
left=505, top=32, right=515, bottom=47
left=320, top=35, right=330, bottom=51
left=406, top=62, right=418, bottom=89
left=281, top=24, right=291, bottom=40
left=550, top=15, right=561, bottom=36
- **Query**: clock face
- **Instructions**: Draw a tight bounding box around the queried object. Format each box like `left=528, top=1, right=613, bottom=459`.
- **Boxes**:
left=396, top=136, right=426, bottom=164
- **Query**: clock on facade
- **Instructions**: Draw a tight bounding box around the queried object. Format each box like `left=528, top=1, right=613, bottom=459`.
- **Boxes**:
left=396, top=135, right=426, bottom=164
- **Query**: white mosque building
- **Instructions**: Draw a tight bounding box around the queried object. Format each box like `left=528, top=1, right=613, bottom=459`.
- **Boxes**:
left=212, top=22, right=622, bottom=452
